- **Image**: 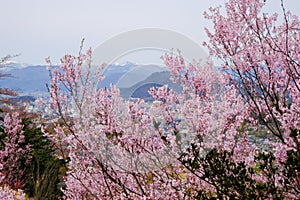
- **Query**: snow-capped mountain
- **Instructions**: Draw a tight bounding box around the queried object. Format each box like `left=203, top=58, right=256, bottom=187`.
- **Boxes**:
left=0, top=61, right=31, bottom=72
left=98, top=62, right=168, bottom=89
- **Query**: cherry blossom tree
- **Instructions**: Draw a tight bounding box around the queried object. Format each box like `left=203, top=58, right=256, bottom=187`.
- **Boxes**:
left=43, top=0, right=300, bottom=199
left=0, top=112, right=31, bottom=190
left=0, top=112, right=29, bottom=199
left=204, top=0, right=300, bottom=198
left=0, top=184, right=25, bottom=200
left=44, top=41, right=254, bottom=199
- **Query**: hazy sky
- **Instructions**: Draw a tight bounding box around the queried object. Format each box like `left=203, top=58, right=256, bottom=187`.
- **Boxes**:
left=1, top=0, right=300, bottom=65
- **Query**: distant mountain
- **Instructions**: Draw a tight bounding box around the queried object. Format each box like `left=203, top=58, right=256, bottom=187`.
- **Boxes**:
left=0, top=62, right=174, bottom=101
left=116, top=64, right=168, bottom=88
left=131, top=83, right=163, bottom=101
left=98, top=62, right=136, bottom=88
left=10, top=96, right=36, bottom=103
left=120, top=71, right=182, bottom=99
left=0, top=65, right=50, bottom=96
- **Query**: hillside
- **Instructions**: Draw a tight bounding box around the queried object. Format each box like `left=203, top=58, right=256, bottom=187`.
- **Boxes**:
left=120, top=71, right=182, bottom=99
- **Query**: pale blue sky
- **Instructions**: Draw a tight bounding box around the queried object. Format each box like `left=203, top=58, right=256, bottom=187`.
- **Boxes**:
left=1, top=0, right=299, bottom=65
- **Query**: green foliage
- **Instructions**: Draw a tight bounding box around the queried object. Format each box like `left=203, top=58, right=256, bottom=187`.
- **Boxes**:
left=199, top=149, right=259, bottom=199
left=22, top=118, right=66, bottom=199
left=180, top=146, right=300, bottom=199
